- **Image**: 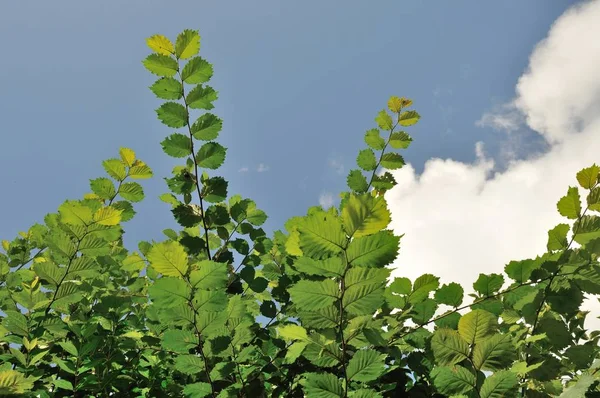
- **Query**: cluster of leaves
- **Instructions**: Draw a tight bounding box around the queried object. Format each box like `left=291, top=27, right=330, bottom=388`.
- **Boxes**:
left=1, top=29, right=600, bottom=397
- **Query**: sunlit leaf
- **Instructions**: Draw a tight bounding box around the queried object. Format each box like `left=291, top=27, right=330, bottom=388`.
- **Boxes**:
left=175, top=29, right=200, bottom=59
left=146, top=34, right=174, bottom=55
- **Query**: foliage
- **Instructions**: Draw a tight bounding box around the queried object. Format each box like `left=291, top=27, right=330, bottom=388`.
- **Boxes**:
left=1, top=29, right=600, bottom=397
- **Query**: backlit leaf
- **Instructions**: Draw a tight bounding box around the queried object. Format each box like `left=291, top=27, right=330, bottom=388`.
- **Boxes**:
left=472, top=334, right=515, bottom=371
left=102, top=158, right=126, bottom=180
left=473, top=273, right=504, bottom=296
left=302, top=372, right=343, bottom=398
left=295, top=212, right=346, bottom=259
left=197, top=142, right=226, bottom=169
left=347, top=349, right=386, bottom=382
left=347, top=169, right=368, bottom=193
left=289, top=280, right=339, bottom=311
left=186, top=85, right=218, bottom=110
left=119, top=182, right=144, bottom=202
left=458, top=309, right=497, bottom=345
left=547, top=223, right=570, bottom=251
left=90, top=177, right=115, bottom=199
left=389, top=131, right=412, bottom=149
left=147, top=240, right=189, bottom=277
left=150, top=77, right=182, bottom=100
left=161, top=133, right=191, bottom=158
left=357, top=149, right=377, bottom=171
left=576, top=164, right=599, bottom=189
left=572, top=215, right=600, bottom=245
left=143, top=54, right=178, bottom=77
left=479, top=370, right=518, bottom=398
left=434, top=283, right=464, bottom=307
left=387, top=96, right=403, bottom=113
left=375, top=110, right=393, bottom=130
left=557, top=187, right=581, bottom=220
left=346, top=230, right=400, bottom=267
left=341, top=193, right=391, bottom=238
left=364, top=128, right=385, bottom=150
left=431, top=329, right=470, bottom=366
left=191, top=113, right=222, bottom=141
left=190, top=260, right=227, bottom=289
left=92, top=206, right=121, bottom=226
left=431, top=365, right=476, bottom=396
left=156, top=102, right=188, bottom=128
left=398, top=110, right=420, bottom=126
left=380, top=153, right=404, bottom=170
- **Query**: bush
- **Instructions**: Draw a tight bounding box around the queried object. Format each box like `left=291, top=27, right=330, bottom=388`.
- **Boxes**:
left=1, top=29, right=599, bottom=397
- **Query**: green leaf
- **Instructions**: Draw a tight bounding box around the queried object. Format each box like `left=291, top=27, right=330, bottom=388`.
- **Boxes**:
left=557, top=187, right=581, bottom=219
left=364, top=129, right=385, bottom=150
left=473, top=273, right=504, bottom=296
left=175, top=29, right=200, bottom=59
left=201, top=176, right=228, bottom=203
left=343, top=268, right=389, bottom=315
left=473, top=334, right=515, bottom=371
left=559, top=374, right=596, bottom=398
left=289, top=280, right=339, bottom=311
left=189, top=260, right=227, bottom=289
left=357, top=149, right=377, bottom=171
left=58, top=200, right=93, bottom=226
left=103, top=158, right=127, bottom=180
left=409, top=274, right=439, bottom=304
left=341, top=193, right=391, bottom=238
left=157, top=102, right=188, bottom=128
left=92, top=206, right=122, bottom=226
left=186, top=85, right=218, bottom=110
left=380, top=153, right=404, bottom=170
left=191, top=113, right=222, bottom=141
left=183, top=382, right=212, bottom=398
left=182, top=57, right=213, bottom=84
left=150, top=77, right=182, bottom=100
left=175, top=354, right=205, bottom=375
left=57, top=341, right=78, bottom=357
left=547, top=223, right=570, bottom=251
left=149, top=277, right=191, bottom=307
left=90, top=177, right=116, bottom=199
left=458, top=309, right=497, bottom=345
left=161, top=133, right=191, bottom=158
left=302, top=372, right=343, bottom=398
left=504, top=258, right=540, bottom=283
left=53, top=379, right=74, bottom=391
left=390, top=277, right=411, bottom=295
left=143, top=54, right=178, bottom=77
left=431, top=329, right=470, bottom=366
left=0, top=370, right=34, bottom=394
left=346, top=230, right=400, bottom=267
left=119, top=182, right=144, bottom=202
left=572, top=215, right=600, bottom=245
left=347, top=169, right=368, bottom=193
left=347, top=349, right=386, bottom=382
left=277, top=324, right=309, bottom=341
left=375, top=110, right=393, bottom=130
left=434, top=283, right=464, bottom=307
left=293, top=256, right=345, bottom=277
left=587, top=187, right=600, bottom=211
left=197, top=142, right=226, bottom=169
left=479, top=370, right=518, bottom=398
left=389, top=131, right=412, bottom=149
left=576, top=164, right=599, bottom=189
left=398, top=110, right=420, bottom=126
left=147, top=241, right=189, bottom=277
left=295, top=213, right=346, bottom=259
left=432, top=365, right=476, bottom=396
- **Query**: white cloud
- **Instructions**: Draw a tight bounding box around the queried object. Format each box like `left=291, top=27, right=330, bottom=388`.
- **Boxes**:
left=328, top=156, right=345, bottom=175
left=238, top=167, right=249, bottom=173
left=476, top=101, right=523, bottom=132
left=319, top=192, right=336, bottom=209
left=386, top=0, right=600, bottom=330
left=257, top=163, right=269, bottom=172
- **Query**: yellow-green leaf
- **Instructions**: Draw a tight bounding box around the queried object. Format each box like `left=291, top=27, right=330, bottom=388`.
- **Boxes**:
left=341, top=193, right=391, bottom=238
left=576, top=164, right=600, bottom=190
left=277, top=324, right=309, bottom=341
left=147, top=240, right=189, bottom=277
left=93, top=206, right=122, bottom=226
left=146, top=34, right=174, bottom=56
left=175, top=29, right=200, bottom=59
left=119, top=148, right=136, bottom=167
left=58, top=201, right=93, bottom=226
left=387, top=96, right=403, bottom=113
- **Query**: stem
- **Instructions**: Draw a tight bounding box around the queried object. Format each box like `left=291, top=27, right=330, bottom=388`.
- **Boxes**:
left=366, top=119, right=400, bottom=192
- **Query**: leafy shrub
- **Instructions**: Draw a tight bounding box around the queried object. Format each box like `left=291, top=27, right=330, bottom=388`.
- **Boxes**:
left=1, top=29, right=599, bottom=397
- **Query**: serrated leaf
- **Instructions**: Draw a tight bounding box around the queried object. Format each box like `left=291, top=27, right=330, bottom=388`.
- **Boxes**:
left=434, top=283, right=464, bottom=307
left=147, top=34, right=174, bottom=55
left=576, top=164, right=599, bottom=189
left=92, top=206, right=122, bottom=226
left=341, top=193, right=391, bottom=238
left=112, top=201, right=136, bottom=221
left=0, top=370, right=35, bottom=394
left=143, top=54, right=178, bottom=77
left=357, top=149, right=377, bottom=171
left=293, top=256, right=345, bottom=277
left=431, top=365, right=476, bottom=396
left=480, top=370, right=518, bottom=398
left=375, top=110, right=393, bottom=130
left=175, top=29, right=200, bottom=59
left=398, top=110, right=420, bottom=126
left=410, top=274, right=439, bottom=304
left=364, top=129, right=385, bottom=150
left=162, top=329, right=197, bottom=353
left=119, top=182, right=144, bottom=202
left=53, top=379, right=74, bottom=391
left=387, top=96, right=403, bottom=113
left=58, top=200, right=93, bottom=226
left=102, top=158, right=126, bottom=180
left=129, top=160, right=152, bottom=179
left=161, top=133, right=191, bottom=158
left=346, top=230, right=400, bottom=267
left=557, top=187, right=581, bottom=219
left=343, top=268, right=388, bottom=315
left=183, top=382, right=212, bottom=397
left=191, top=113, right=222, bottom=141
left=559, top=374, right=596, bottom=398
left=147, top=240, right=189, bottom=277
left=473, top=273, right=504, bottom=296
left=186, top=85, right=218, bottom=110
left=289, top=280, right=339, bottom=311
left=197, top=142, right=226, bottom=169
left=371, top=171, right=396, bottom=192
left=431, top=329, right=470, bottom=366
left=277, top=324, right=309, bottom=341
left=347, top=169, right=368, bottom=193
left=504, top=258, right=540, bottom=283
left=347, top=349, right=386, bottom=382
left=119, top=147, right=135, bottom=166
left=302, top=372, right=343, bottom=398
left=189, top=260, right=227, bottom=289
left=389, top=131, right=412, bottom=149
left=182, top=57, right=213, bottom=84
left=458, top=309, right=497, bottom=345
left=90, top=177, right=116, bottom=199
left=295, top=212, right=346, bottom=259
left=547, top=223, right=570, bottom=251
left=150, top=77, right=182, bottom=100
left=149, top=277, right=191, bottom=307
left=572, top=215, right=600, bottom=245
left=156, top=102, right=188, bottom=128
left=175, top=354, right=205, bottom=375
left=380, top=153, right=404, bottom=170
left=201, top=176, right=227, bottom=203
left=472, top=334, right=516, bottom=371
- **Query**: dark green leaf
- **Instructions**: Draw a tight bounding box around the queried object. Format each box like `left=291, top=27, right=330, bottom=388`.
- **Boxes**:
left=161, top=133, right=191, bottom=158
left=156, top=102, right=188, bottom=128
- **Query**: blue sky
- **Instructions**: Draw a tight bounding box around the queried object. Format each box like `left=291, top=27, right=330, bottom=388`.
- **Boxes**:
left=0, top=0, right=579, bottom=251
